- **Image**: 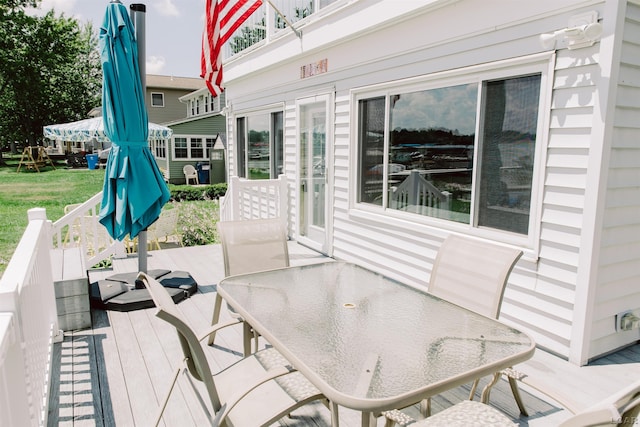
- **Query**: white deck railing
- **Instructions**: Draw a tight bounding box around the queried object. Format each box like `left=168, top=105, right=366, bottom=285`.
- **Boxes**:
left=223, top=0, right=342, bottom=59
left=219, top=175, right=289, bottom=230
left=51, top=192, right=126, bottom=268
left=0, top=208, right=62, bottom=427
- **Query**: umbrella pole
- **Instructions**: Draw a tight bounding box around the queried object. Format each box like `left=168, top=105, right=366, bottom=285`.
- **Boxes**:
left=131, top=3, right=148, bottom=274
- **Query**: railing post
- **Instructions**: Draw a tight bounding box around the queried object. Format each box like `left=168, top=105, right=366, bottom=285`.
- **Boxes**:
left=278, top=174, right=288, bottom=232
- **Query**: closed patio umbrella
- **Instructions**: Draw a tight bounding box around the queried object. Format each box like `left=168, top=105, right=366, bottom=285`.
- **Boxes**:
left=98, top=0, right=170, bottom=271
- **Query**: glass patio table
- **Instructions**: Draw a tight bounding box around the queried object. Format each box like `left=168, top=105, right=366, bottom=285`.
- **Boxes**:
left=217, top=261, right=535, bottom=427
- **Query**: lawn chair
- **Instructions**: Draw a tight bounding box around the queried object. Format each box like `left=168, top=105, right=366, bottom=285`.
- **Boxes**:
left=183, top=164, right=199, bottom=185
left=384, top=378, right=640, bottom=427
left=147, top=207, right=181, bottom=250
left=138, top=272, right=329, bottom=427
left=207, top=218, right=290, bottom=356
left=383, top=234, right=524, bottom=422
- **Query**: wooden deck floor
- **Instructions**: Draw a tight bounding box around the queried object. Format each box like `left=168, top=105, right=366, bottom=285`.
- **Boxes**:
left=47, top=243, right=640, bottom=427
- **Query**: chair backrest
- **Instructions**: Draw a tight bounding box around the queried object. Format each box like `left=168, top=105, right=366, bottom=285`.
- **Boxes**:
left=389, top=170, right=452, bottom=212
left=138, top=272, right=223, bottom=412
left=428, top=234, right=523, bottom=318
left=148, top=208, right=178, bottom=240
left=183, top=164, right=197, bottom=176
left=559, top=379, right=640, bottom=427
left=218, top=218, right=290, bottom=277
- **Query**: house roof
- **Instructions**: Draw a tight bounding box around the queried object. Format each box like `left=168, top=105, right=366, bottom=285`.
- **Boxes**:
left=146, top=74, right=204, bottom=91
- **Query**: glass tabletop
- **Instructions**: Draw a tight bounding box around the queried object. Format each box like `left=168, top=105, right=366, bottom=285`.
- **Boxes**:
left=218, top=261, right=535, bottom=410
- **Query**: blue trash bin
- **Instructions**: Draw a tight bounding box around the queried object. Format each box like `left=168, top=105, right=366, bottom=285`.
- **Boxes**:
left=86, top=154, right=99, bottom=170
left=196, top=162, right=210, bottom=184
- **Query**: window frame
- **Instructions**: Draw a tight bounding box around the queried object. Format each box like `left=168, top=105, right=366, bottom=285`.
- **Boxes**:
left=234, top=104, right=285, bottom=180
left=172, top=135, right=215, bottom=160
left=349, top=53, right=554, bottom=251
left=150, top=92, right=165, bottom=107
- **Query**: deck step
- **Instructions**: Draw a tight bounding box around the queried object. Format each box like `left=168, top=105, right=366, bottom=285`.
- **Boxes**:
left=51, top=247, right=91, bottom=331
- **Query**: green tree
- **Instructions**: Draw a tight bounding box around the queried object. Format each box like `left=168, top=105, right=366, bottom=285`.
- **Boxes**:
left=0, top=0, right=101, bottom=162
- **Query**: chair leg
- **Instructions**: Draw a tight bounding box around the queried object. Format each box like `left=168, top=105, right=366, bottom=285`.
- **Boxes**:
left=155, top=365, right=183, bottom=427
left=242, top=321, right=252, bottom=357
left=330, top=401, right=340, bottom=427
left=207, top=294, right=223, bottom=345
left=419, top=397, right=431, bottom=417
left=468, top=378, right=480, bottom=400
left=508, top=375, right=529, bottom=416
left=480, top=372, right=501, bottom=404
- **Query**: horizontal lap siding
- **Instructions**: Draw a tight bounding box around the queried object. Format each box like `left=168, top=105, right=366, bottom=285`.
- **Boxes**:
left=283, top=102, right=298, bottom=235
left=590, top=2, right=640, bottom=358
left=326, top=7, right=612, bottom=358
left=224, top=0, right=638, bottom=360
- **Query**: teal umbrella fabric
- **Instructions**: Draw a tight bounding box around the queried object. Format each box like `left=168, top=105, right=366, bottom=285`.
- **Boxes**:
left=98, top=1, right=170, bottom=241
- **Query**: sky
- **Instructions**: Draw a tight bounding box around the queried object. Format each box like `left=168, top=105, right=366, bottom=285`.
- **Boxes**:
left=28, top=0, right=206, bottom=78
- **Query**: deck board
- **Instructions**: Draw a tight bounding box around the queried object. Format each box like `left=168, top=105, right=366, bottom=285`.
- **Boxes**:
left=47, top=242, right=640, bottom=426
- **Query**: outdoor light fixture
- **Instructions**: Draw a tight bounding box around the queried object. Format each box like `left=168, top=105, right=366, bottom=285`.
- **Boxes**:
left=540, top=11, right=603, bottom=50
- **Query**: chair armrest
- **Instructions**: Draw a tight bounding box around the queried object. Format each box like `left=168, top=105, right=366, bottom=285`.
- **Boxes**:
left=212, top=365, right=296, bottom=427
left=197, top=318, right=244, bottom=342
left=512, top=369, right=582, bottom=415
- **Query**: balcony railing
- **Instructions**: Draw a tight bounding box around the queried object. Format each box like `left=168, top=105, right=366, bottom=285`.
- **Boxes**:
left=0, top=208, right=62, bottom=427
left=219, top=175, right=289, bottom=231
left=51, top=192, right=126, bottom=268
left=224, top=0, right=341, bottom=59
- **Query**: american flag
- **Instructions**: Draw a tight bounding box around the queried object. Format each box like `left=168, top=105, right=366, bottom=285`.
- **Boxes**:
left=201, top=0, right=263, bottom=97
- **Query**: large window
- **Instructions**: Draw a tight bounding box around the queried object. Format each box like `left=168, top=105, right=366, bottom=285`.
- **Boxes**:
left=173, top=136, right=214, bottom=160
left=235, top=110, right=284, bottom=179
left=357, top=72, right=542, bottom=236
left=150, top=139, right=166, bottom=159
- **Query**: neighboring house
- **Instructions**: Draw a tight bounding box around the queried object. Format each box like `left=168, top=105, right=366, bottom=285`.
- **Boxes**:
left=153, top=90, right=227, bottom=184
left=145, top=74, right=205, bottom=124
left=221, top=0, right=640, bottom=365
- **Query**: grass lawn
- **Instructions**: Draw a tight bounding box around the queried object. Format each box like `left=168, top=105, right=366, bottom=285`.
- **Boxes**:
left=0, top=154, right=221, bottom=277
left=0, top=155, right=105, bottom=275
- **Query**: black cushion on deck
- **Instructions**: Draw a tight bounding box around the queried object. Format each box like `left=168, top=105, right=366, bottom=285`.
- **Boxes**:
left=90, top=280, right=131, bottom=309
left=89, top=270, right=196, bottom=312
left=105, top=287, right=185, bottom=312
left=106, top=269, right=171, bottom=286
left=158, top=271, right=198, bottom=296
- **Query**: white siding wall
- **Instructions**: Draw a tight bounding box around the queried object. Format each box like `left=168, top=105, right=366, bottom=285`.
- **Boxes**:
left=589, top=1, right=640, bottom=358
left=223, top=0, right=639, bottom=362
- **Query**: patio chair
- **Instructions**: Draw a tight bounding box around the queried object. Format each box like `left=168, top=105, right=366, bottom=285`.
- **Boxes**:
left=147, top=207, right=181, bottom=250
left=183, top=164, right=199, bottom=185
left=427, top=234, right=524, bottom=414
left=383, top=234, right=524, bottom=422
left=207, top=218, right=290, bottom=355
left=138, top=272, right=329, bottom=427
left=384, top=377, right=640, bottom=427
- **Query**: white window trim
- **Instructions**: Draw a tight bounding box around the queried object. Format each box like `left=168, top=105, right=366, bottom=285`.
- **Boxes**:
left=348, top=52, right=555, bottom=257
left=171, top=135, right=217, bottom=160
left=151, top=92, right=165, bottom=107
left=232, top=103, right=285, bottom=179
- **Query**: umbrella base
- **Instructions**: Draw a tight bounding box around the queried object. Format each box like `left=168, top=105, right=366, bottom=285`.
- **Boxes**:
left=89, top=270, right=198, bottom=312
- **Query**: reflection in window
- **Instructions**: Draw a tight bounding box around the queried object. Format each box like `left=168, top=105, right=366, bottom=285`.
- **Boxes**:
left=478, top=75, right=540, bottom=234
left=357, top=74, right=541, bottom=235
left=236, top=111, right=284, bottom=180
left=358, top=97, right=385, bottom=205
left=236, top=117, right=246, bottom=178
left=388, top=84, right=477, bottom=223
left=247, top=115, right=270, bottom=179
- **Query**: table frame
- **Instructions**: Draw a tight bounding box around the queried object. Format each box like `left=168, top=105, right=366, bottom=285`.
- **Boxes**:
left=218, top=261, right=535, bottom=427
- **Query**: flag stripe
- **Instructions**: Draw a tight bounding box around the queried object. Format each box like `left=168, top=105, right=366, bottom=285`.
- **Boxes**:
left=201, top=0, right=262, bottom=97
left=219, top=0, right=263, bottom=44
